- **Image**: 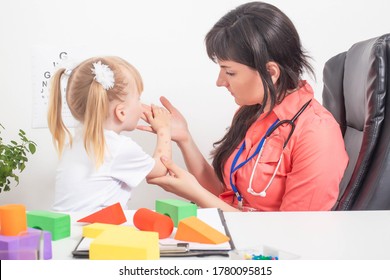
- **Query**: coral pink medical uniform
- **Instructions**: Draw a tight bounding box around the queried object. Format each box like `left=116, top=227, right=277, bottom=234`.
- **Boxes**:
left=220, top=81, right=348, bottom=211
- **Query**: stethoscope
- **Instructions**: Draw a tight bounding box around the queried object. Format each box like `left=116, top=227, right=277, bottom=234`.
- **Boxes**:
left=229, top=99, right=312, bottom=210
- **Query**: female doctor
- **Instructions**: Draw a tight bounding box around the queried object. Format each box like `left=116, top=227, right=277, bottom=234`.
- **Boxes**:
left=140, top=2, right=348, bottom=212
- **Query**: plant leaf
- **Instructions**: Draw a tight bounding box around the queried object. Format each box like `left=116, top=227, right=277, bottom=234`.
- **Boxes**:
left=29, top=143, right=36, bottom=154
left=0, top=125, right=37, bottom=193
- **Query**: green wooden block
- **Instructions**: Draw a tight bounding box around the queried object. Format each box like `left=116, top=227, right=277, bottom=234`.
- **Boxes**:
left=27, top=211, right=70, bottom=241
left=155, top=199, right=197, bottom=227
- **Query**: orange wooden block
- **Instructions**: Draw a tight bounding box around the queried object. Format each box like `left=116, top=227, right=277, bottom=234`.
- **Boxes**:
left=174, top=216, right=230, bottom=244
left=0, top=204, right=27, bottom=236
left=77, top=203, right=126, bottom=224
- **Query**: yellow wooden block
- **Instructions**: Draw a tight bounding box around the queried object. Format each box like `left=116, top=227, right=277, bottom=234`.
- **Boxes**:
left=90, top=227, right=159, bottom=260
left=82, top=223, right=135, bottom=238
left=174, top=216, right=230, bottom=244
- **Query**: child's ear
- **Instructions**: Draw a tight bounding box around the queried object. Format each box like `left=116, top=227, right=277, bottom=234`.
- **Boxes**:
left=114, top=103, right=126, bottom=122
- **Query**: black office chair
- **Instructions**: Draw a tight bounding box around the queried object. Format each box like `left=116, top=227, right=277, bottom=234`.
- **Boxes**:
left=322, top=33, right=390, bottom=210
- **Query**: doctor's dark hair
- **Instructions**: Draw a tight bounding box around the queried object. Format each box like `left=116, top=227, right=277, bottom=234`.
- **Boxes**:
left=206, top=1, right=314, bottom=183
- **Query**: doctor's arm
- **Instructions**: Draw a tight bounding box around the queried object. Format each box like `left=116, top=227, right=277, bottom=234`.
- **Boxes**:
left=147, top=156, right=239, bottom=212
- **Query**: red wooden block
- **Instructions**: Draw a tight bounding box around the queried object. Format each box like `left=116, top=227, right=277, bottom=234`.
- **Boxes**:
left=133, top=208, right=174, bottom=239
left=77, top=203, right=127, bottom=225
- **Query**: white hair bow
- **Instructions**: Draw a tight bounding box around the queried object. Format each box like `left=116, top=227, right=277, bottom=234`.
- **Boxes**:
left=91, top=61, right=115, bottom=90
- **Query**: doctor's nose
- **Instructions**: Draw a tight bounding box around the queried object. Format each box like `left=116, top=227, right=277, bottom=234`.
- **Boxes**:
left=216, top=74, right=228, bottom=88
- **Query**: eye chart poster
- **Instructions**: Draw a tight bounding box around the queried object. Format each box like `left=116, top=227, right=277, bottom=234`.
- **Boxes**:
left=31, top=45, right=88, bottom=128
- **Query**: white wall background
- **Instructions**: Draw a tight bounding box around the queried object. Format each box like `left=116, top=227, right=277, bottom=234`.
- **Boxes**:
left=0, top=0, right=389, bottom=210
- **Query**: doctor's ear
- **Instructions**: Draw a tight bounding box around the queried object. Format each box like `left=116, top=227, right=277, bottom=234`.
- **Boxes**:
left=266, top=62, right=280, bottom=84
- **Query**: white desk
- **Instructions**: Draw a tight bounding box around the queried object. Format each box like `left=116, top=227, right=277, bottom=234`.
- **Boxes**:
left=51, top=210, right=390, bottom=260
left=225, top=210, right=390, bottom=260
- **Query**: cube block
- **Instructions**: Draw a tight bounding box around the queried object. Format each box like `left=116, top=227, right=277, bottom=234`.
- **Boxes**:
left=155, top=199, right=197, bottom=227
left=0, top=228, right=52, bottom=260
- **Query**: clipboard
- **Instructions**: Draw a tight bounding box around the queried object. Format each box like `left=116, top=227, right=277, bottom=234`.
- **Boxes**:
left=72, top=208, right=235, bottom=258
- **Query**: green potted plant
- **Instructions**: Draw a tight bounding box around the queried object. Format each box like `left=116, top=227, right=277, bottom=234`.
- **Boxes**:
left=0, top=124, right=37, bottom=193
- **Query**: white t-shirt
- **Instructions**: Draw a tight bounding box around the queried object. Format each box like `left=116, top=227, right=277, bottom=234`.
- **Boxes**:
left=52, top=130, right=155, bottom=212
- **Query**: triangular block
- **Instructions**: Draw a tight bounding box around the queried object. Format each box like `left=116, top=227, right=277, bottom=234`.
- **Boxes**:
left=77, top=203, right=126, bottom=225
left=174, top=216, right=230, bottom=244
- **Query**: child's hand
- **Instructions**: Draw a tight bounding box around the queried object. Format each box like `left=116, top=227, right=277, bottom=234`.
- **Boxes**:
left=144, top=104, right=171, bottom=133
left=138, top=97, right=190, bottom=143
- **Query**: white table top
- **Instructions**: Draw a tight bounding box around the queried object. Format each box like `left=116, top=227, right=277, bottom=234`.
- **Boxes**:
left=225, top=210, right=390, bottom=260
left=51, top=210, right=390, bottom=260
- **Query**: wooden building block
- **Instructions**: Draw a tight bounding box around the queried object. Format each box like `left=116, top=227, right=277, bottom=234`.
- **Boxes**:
left=155, top=199, right=197, bottom=227
left=90, top=227, right=159, bottom=260
left=133, top=208, right=174, bottom=239
left=0, top=228, right=52, bottom=260
left=174, top=216, right=230, bottom=244
left=0, top=204, right=27, bottom=236
left=27, top=210, right=70, bottom=241
left=77, top=203, right=126, bottom=225
left=82, top=223, right=135, bottom=238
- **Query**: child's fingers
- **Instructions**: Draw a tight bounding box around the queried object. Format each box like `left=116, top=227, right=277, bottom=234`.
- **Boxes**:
left=141, top=103, right=151, bottom=112
left=136, top=125, right=154, bottom=133
left=143, top=110, right=153, bottom=122
left=151, top=104, right=171, bottom=116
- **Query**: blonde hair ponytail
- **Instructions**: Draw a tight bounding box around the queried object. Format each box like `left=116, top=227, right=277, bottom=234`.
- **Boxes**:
left=48, top=56, right=143, bottom=169
left=83, top=80, right=108, bottom=167
left=47, top=69, right=73, bottom=156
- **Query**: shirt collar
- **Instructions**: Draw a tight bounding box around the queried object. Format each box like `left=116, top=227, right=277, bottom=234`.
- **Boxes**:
left=272, top=80, right=314, bottom=120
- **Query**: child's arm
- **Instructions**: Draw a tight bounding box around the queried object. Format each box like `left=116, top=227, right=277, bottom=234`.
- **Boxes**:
left=138, top=97, right=224, bottom=196
left=144, top=104, right=172, bottom=180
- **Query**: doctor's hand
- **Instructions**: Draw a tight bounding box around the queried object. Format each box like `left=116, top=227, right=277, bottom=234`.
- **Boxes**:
left=146, top=156, right=204, bottom=203
left=148, top=156, right=241, bottom=212
left=138, top=96, right=190, bottom=144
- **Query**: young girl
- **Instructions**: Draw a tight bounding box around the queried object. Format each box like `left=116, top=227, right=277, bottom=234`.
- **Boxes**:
left=48, top=56, right=171, bottom=212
